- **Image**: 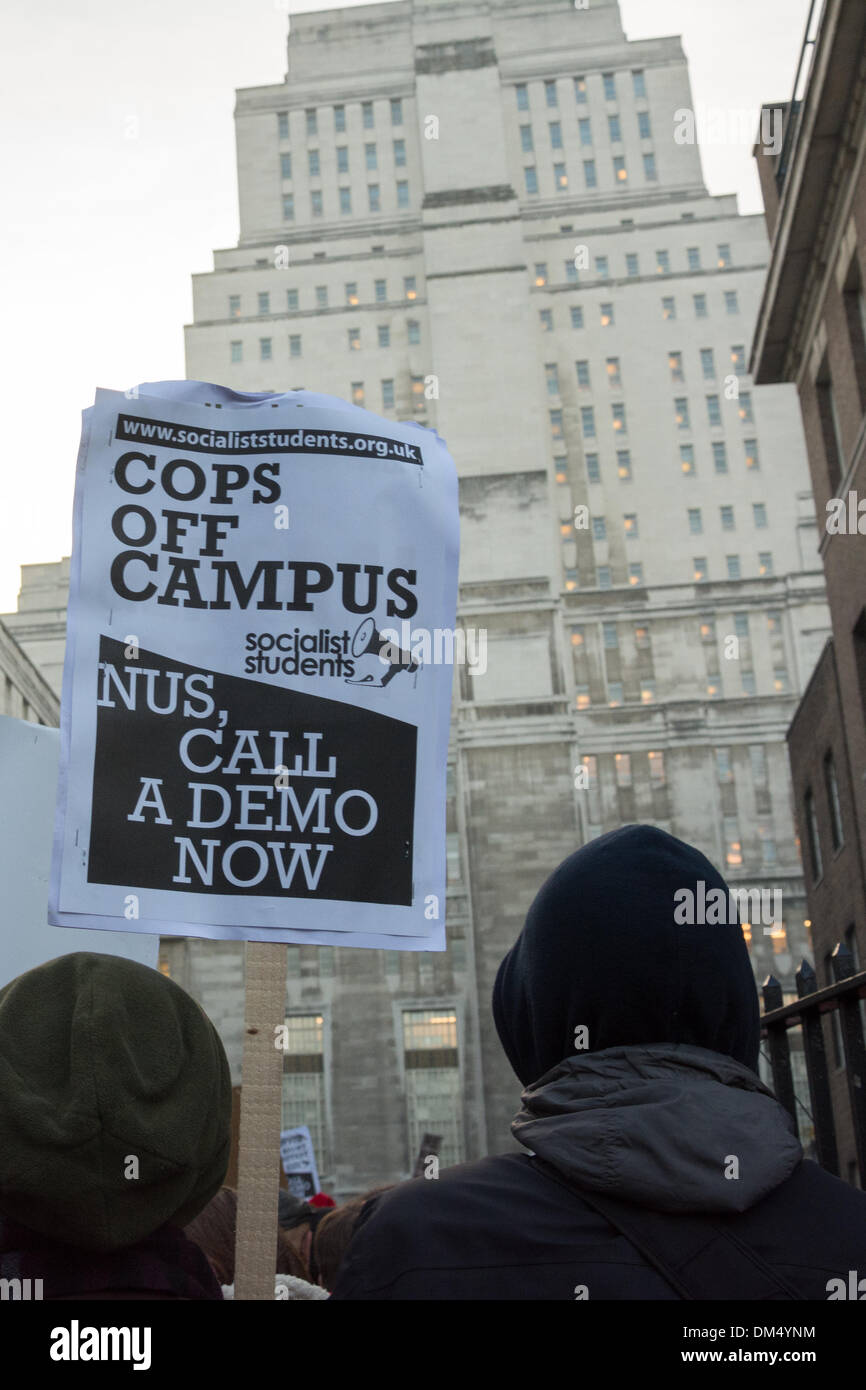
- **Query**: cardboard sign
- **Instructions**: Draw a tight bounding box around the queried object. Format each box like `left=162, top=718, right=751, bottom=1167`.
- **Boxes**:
left=49, top=382, right=459, bottom=950
left=279, top=1124, right=320, bottom=1200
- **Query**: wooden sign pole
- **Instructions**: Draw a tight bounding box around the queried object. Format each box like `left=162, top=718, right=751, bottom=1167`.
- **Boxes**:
left=234, top=941, right=288, bottom=1300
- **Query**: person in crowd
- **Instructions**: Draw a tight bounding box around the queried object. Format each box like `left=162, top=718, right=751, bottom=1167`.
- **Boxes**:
left=187, top=1185, right=327, bottom=1300
left=0, top=951, right=232, bottom=1299
left=310, top=1188, right=393, bottom=1291
left=331, top=824, right=866, bottom=1299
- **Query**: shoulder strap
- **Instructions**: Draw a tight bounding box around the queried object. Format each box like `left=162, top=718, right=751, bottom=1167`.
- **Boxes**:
left=530, top=1156, right=803, bottom=1301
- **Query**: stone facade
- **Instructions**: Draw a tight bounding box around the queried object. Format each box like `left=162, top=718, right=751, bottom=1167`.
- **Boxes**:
left=3, top=0, right=833, bottom=1195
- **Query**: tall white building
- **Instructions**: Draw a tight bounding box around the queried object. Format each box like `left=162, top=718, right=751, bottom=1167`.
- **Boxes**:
left=5, top=0, right=830, bottom=1190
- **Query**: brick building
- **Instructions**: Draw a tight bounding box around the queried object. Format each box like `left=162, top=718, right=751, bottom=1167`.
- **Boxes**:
left=752, top=0, right=866, bottom=1183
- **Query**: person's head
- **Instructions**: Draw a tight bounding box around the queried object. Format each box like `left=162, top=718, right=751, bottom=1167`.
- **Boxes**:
left=492, top=825, right=760, bottom=1086
left=309, top=1187, right=394, bottom=1290
left=0, top=951, right=232, bottom=1251
left=185, top=1186, right=307, bottom=1285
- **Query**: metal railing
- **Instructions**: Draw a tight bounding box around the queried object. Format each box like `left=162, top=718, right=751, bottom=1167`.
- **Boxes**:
left=775, top=0, right=823, bottom=194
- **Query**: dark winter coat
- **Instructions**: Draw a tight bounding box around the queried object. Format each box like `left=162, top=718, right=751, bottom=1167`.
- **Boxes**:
left=331, top=826, right=866, bottom=1300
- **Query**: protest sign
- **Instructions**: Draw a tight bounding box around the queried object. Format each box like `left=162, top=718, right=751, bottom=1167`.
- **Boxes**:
left=0, top=716, right=158, bottom=988
left=49, top=381, right=459, bottom=950
left=279, top=1124, right=320, bottom=1200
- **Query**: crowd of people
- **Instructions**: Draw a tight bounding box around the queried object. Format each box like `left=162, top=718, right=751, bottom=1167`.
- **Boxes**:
left=1, top=825, right=865, bottom=1300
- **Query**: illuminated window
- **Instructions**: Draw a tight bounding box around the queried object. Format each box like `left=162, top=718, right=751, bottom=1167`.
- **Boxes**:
left=648, top=750, right=665, bottom=783
left=351, top=381, right=364, bottom=405
left=623, top=513, right=638, bottom=538
left=617, top=449, right=632, bottom=480
left=534, top=262, right=548, bottom=286
left=744, top=439, right=760, bottom=470
left=669, top=351, right=684, bottom=382
left=348, top=328, right=360, bottom=350
left=570, top=626, right=585, bottom=647
left=693, top=556, right=707, bottom=582
left=281, top=1013, right=331, bottom=1182
left=540, top=308, right=553, bottom=332
left=554, top=163, right=568, bottom=190
left=700, top=617, right=715, bottom=642
left=738, top=391, right=753, bottom=423
left=724, top=817, right=742, bottom=867
left=628, top=562, right=643, bottom=586
left=550, top=409, right=564, bottom=439
left=615, top=752, right=631, bottom=785
left=731, top=345, right=746, bottom=372
left=675, top=397, right=690, bottom=430
left=635, top=624, right=650, bottom=648
left=345, top=282, right=359, bottom=305
left=640, top=681, right=655, bottom=703
left=611, top=402, right=626, bottom=432
left=717, top=243, right=732, bottom=267
left=555, top=457, right=569, bottom=484
left=403, top=1009, right=463, bottom=1169
left=613, top=156, right=627, bottom=182
left=662, top=296, right=676, bottom=320
left=575, top=686, right=590, bottom=709
left=574, top=76, right=587, bottom=103
left=600, top=302, right=614, bottom=327
left=564, top=567, right=579, bottom=591
left=656, top=250, right=670, bottom=274
left=773, top=667, right=789, bottom=692
left=758, top=551, right=773, bottom=576
left=229, top=294, right=241, bottom=319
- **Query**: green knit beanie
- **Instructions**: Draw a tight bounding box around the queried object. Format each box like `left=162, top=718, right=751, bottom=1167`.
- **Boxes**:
left=0, top=951, right=231, bottom=1252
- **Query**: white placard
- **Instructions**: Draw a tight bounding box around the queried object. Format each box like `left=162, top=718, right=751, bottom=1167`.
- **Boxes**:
left=279, top=1124, right=320, bottom=1200
left=49, top=382, right=459, bottom=950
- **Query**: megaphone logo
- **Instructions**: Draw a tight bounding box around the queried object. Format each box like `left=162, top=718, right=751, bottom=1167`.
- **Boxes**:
left=346, top=618, right=420, bottom=688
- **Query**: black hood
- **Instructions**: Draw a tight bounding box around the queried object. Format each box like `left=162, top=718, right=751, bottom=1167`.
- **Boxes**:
left=492, top=825, right=760, bottom=1086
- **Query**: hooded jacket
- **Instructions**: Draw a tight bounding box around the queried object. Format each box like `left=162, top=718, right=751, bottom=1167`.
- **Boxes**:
left=331, top=826, right=866, bottom=1300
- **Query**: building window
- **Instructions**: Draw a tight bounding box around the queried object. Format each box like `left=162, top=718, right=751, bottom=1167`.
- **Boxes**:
left=804, top=789, right=823, bottom=882
left=680, top=444, right=695, bottom=475
left=228, top=294, right=241, bottom=319
left=336, top=147, right=349, bottom=176
left=688, top=507, right=702, bottom=534
left=724, top=817, right=743, bottom=867
left=550, top=120, right=563, bottom=148
left=669, top=351, right=684, bottom=382
left=396, top=180, right=409, bottom=208
left=694, top=293, right=708, bottom=318
left=597, top=566, right=612, bottom=590
left=693, top=557, right=707, bottom=581
left=305, top=109, right=317, bottom=137
left=656, top=250, right=670, bottom=274
left=382, top=379, right=395, bottom=409
left=675, top=397, right=690, bottom=430
left=613, top=155, right=628, bottom=183
left=758, top=551, right=773, bottom=576
left=731, top=344, right=746, bottom=372
left=626, top=253, right=639, bottom=277
left=351, top=382, right=365, bottom=406
left=282, top=194, right=294, bottom=220
left=550, top=409, right=564, bottom=440
left=289, top=334, right=301, bottom=357
left=391, top=97, right=403, bottom=125
left=520, top=124, right=533, bottom=153
left=581, top=406, right=596, bottom=438
left=600, top=302, right=614, bottom=327
left=720, top=504, right=735, bottom=530
left=368, top=184, right=381, bottom=212
left=583, top=159, right=597, bottom=188
left=816, top=353, right=845, bottom=492
left=593, top=515, right=607, bottom=541
left=595, top=254, right=609, bottom=278
left=635, top=623, right=650, bottom=649
left=545, top=79, right=558, bottom=108
left=615, top=751, right=631, bottom=785
left=574, top=76, right=587, bottom=103
left=602, top=72, right=616, bottom=101
left=585, top=453, right=600, bottom=484
left=336, top=186, right=350, bottom=215
left=623, top=513, right=638, bottom=538
left=662, top=297, right=676, bottom=320
left=611, top=402, right=626, bottom=432
left=773, top=667, right=789, bottom=692
left=516, top=83, right=528, bottom=110
left=640, top=678, right=655, bottom=701
left=525, top=167, right=538, bottom=195
left=738, top=391, right=753, bottom=424
left=578, top=118, right=592, bottom=146
left=378, top=324, right=390, bottom=348
left=554, top=163, right=568, bottom=190
left=280, top=152, right=292, bottom=180
left=260, top=337, right=272, bottom=361
left=394, top=138, right=406, bottom=166
left=402, top=1009, right=463, bottom=1169
left=375, top=279, right=387, bottom=302
left=311, top=190, right=323, bottom=217
left=603, top=621, right=618, bottom=649
left=606, top=357, right=622, bottom=387
left=724, top=290, right=739, bottom=315
left=408, top=319, right=420, bottom=344
left=362, top=101, right=374, bottom=129
left=545, top=362, right=560, bottom=396
left=716, top=748, right=733, bottom=783
left=257, top=291, right=270, bottom=316
left=632, top=69, right=646, bottom=99
left=707, top=394, right=722, bottom=427
left=638, top=111, right=652, bottom=140
left=726, top=554, right=741, bottom=580
left=281, top=1013, right=331, bottom=1182
left=687, top=247, right=701, bottom=271
left=575, top=686, right=590, bottom=710
left=308, top=149, right=320, bottom=178
left=753, top=503, right=768, bottom=528
left=617, top=449, right=632, bottom=480
left=648, top=749, right=665, bottom=783
left=712, top=441, right=728, bottom=473
left=642, top=153, right=657, bottom=181
left=576, top=359, right=590, bottom=388
left=742, top=671, right=757, bottom=695
left=315, top=286, right=328, bottom=309
left=540, top=308, right=553, bottom=332
left=571, top=305, right=584, bottom=329
left=609, top=114, right=622, bottom=142
left=565, top=259, right=578, bottom=283
left=334, top=105, right=346, bottom=133
left=230, top=340, right=242, bottom=363
left=287, top=289, right=299, bottom=312
left=277, top=112, right=289, bottom=139
left=345, top=282, right=359, bottom=306
left=364, top=143, right=377, bottom=172
left=404, top=276, right=417, bottom=301
left=700, top=348, right=715, bottom=380
left=824, top=752, right=844, bottom=851
left=348, top=328, right=360, bottom=351
left=743, top=438, right=759, bottom=471
left=717, top=243, right=732, bottom=267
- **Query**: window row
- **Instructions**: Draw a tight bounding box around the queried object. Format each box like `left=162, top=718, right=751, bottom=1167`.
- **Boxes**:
left=277, top=99, right=404, bottom=140
left=516, top=69, right=648, bottom=110
left=545, top=350, right=746, bottom=393
left=229, top=281, right=420, bottom=321
left=524, top=153, right=657, bottom=192
left=673, top=392, right=754, bottom=428
left=691, top=553, right=775, bottom=581
left=687, top=504, right=769, bottom=532
left=282, top=182, right=410, bottom=218
left=347, top=378, right=428, bottom=410
left=536, top=243, right=733, bottom=288
left=280, top=142, right=406, bottom=181
left=539, top=290, right=738, bottom=324
left=520, top=110, right=654, bottom=154
left=556, top=438, right=760, bottom=482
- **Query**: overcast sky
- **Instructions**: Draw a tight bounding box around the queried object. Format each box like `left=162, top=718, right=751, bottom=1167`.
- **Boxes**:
left=0, top=0, right=812, bottom=612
